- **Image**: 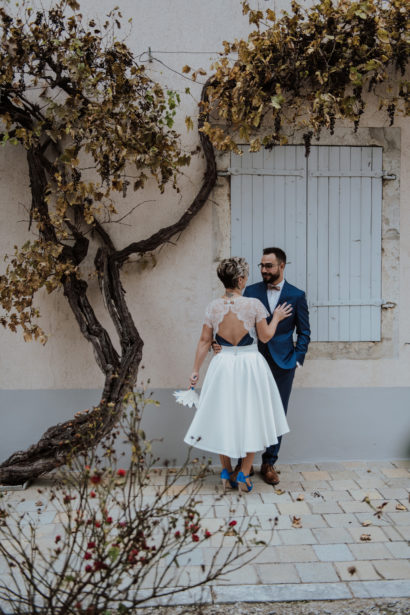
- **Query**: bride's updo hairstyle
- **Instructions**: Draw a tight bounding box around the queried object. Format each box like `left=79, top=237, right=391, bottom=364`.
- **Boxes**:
left=217, top=257, right=249, bottom=289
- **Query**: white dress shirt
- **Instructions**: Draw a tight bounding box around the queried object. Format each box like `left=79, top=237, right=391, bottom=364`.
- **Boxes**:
left=267, top=279, right=285, bottom=313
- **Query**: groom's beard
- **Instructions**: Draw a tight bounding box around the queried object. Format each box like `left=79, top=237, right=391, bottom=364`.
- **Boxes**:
left=262, top=271, right=280, bottom=285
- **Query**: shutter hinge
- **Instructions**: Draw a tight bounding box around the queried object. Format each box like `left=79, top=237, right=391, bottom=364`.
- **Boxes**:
left=381, top=301, right=396, bottom=309
left=382, top=172, right=396, bottom=180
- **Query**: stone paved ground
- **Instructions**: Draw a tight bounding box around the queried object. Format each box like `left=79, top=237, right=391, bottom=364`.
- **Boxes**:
left=1, top=460, right=409, bottom=610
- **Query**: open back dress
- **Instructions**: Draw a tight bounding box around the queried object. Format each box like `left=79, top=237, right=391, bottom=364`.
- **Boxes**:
left=184, top=296, right=289, bottom=458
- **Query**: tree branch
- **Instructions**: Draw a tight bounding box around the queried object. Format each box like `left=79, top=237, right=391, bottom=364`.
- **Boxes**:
left=113, top=80, right=216, bottom=266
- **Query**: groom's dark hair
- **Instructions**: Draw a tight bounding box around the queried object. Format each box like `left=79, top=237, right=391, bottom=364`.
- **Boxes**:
left=263, top=247, right=287, bottom=264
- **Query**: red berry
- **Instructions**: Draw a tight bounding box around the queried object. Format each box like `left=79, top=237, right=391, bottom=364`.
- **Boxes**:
left=84, top=552, right=92, bottom=560
left=90, top=491, right=96, bottom=498
left=85, top=565, right=92, bottom=573
left=174, top=531, right=181, bottom=538
left=117, top=469, right=126, bottom=477
left=192, top=534, right=199, bottom=542
left=204, top=530, right=211, bottom=538
left=55, top=535, right=61, bottom=543
left=229, top=520, right=237, bottom=527
left=87, top=541, right=96, bottom=549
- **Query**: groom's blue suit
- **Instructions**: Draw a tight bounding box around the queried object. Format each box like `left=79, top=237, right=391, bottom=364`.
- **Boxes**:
left=244, top=280, right=310, bottom=465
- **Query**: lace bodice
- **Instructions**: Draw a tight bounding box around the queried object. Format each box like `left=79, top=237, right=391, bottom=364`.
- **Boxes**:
left=204, top=296, right=269, bottom=343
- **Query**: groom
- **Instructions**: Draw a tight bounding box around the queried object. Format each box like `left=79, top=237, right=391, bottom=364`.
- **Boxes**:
left=244, top=247, right=310, bottom=485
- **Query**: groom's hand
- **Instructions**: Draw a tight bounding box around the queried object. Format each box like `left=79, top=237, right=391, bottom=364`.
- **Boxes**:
left=211, top=340, right=222, bottom=354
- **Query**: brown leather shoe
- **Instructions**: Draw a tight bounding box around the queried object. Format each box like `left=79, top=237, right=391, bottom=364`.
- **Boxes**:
left=260, top=463, right=280, bottom=485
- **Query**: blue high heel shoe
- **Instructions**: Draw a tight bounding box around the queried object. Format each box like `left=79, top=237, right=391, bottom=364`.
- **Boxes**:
left=220, top=469, right=238, bottom=491
left=237, top=471, right=253, bottom=494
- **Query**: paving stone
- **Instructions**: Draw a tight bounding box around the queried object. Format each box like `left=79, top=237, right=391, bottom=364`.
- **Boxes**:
left=290, top=514, right=328, bottom=529
left=271, top=545, right=318, bottom=563
left=259, top=492, right=292, bottom=504
left=339, top=501, right=376, bottom=513
left=381, top=468, right=410, bottom=478
left=329, top=480, right=361, bottom=491
left=314, top=490, right=353, bottom=502
left=395, top=525, right=410, bottom=540
left=275, top=472, right=304, bottom=482
left=349, top=489, right=383, bottom=501
left=354, top=512, right=391, bottom=527
left=300, top=480, right=332, bottom=490
left=214, top=563, right=260, bottom=585
left=377, top=487, right=409, bottom=499
left=288, top=463, right=319, bottom=472
left=343, top=461, right=369, bottom=469
left=323, top=513, right=357, bottom=527
left=372, top=559, right=410, bottom=580
left=316, top=462, right=346, bottom=471
left=139, top=585, right=212, bottom=606
left=334, top=560, right=381, bottom=581
left=385, top=541, right=410, bottom=559
left=349, top=543, right=393, bottom=560
left=276, top=501, right=311, bottom=515
left=276, top=529, right=317, bottom=545
left=312, top=527, right=353, bottom=544
left=301, top=471, right=331, bottom=481
left=347, top=526, right=388, bottom=542
left=314, top=544, right=354, bottom=562
left=255, top=514, right=292, bottom=530
left=386, top=512, right=410, bottom=526
left=355, top=478, right=388, bottom=489
left=349, top=580, right=410, bottom=598
left=295, top=562, right=339, bottom=582
left=309, top=500, right=343, bottom=514
left=211, top=582, right=352, bottom=603
left=393, top=460, right=410, bottom=468
left=329, top=471, right=361, bottom=480
left=381, top=526, right=404, bottom=541
left=256, top=563, right=300, bottom=584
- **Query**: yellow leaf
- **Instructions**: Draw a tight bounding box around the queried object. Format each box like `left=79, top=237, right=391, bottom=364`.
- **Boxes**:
left=182, top=65, right=191, bottom=74
left=396, top=503, right=407, bottom=511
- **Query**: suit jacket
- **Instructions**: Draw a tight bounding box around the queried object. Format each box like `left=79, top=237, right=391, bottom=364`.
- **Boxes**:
left=244, top=280, right=310, bottom=370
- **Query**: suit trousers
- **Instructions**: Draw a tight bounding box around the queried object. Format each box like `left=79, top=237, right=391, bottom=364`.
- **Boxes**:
left=260, top=348, right=295, bottom=466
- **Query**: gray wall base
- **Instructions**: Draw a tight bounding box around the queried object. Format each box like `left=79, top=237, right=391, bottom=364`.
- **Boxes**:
left=1, top=387, right=409, bottom=464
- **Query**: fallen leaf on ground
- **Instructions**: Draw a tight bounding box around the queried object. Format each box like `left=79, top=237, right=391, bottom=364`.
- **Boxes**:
left=296, top=494, right=304, bottom=501
left=348, top=566, right=357, bottom=575
left=292, top=516, right=302, bottom=528
left=360, top=533, right=372, bottom=541
left=274, top=488, right=285, bottom=495
left=361, top=520, right=372, bottom=527
left=396, top=503, right=407, bottom=511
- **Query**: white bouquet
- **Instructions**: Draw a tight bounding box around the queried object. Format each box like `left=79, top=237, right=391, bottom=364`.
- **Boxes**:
left=173, top=387, right=199, bottom=408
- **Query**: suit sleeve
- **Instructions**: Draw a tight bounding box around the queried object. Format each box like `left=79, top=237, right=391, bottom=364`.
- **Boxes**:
left=294, top=292, right=310, bottom=365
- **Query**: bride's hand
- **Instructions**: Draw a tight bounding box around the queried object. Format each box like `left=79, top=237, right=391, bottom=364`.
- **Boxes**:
left=274, top=302, right=293, bottom=321
left=190, top=371, right=199, bottom=387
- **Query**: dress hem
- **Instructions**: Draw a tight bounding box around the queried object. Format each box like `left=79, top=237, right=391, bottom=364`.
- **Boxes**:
left=183, top=429, right=289, bottom=459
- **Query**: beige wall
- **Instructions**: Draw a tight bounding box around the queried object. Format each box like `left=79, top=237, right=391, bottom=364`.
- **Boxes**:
left=1, top=0, right=409, bottom=396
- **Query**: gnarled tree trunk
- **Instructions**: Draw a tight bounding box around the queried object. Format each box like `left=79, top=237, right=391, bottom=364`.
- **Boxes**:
left=0, top=82, right=217, bottom=485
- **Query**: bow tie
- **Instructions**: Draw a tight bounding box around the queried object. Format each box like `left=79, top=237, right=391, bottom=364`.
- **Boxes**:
left=268, top=285, right=281, bottom=291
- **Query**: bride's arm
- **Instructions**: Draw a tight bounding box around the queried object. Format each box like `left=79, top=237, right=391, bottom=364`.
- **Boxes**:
left=190, top=325, right=213, bottom=386
left=256, top=303, right=293, bottom=343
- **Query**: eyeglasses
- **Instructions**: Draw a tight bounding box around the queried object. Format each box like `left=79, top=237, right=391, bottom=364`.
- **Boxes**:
left=258, top=263, right=280, bottom=270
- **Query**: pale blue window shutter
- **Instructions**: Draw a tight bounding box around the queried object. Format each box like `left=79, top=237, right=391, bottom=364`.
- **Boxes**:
left=307, top=146, right=382, bottom=341
left=230, top=145, right=383, bottom=342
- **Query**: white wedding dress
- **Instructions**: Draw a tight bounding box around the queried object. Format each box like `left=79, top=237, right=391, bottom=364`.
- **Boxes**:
left=184, top=296, right=289, bottom=458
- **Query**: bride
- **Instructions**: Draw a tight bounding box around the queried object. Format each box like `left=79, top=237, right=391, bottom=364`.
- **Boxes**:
left=184, top=257, right=291, bottom=493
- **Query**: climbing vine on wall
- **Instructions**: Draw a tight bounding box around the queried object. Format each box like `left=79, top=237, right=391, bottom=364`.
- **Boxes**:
left=196, top=0, right=409, bottom=153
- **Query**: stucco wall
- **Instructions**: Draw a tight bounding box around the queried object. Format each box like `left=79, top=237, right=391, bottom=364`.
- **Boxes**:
left=0, top=0, right=409, bottom=462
